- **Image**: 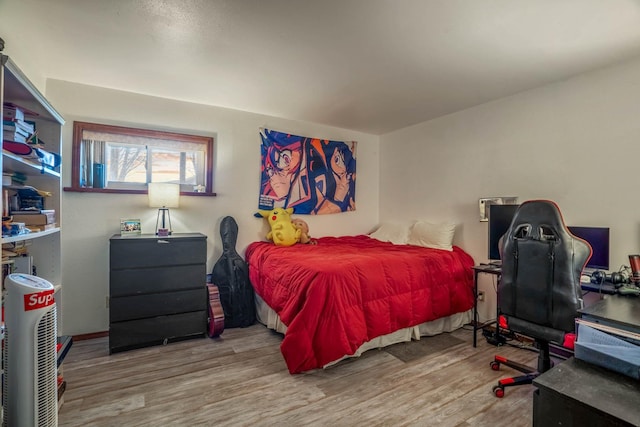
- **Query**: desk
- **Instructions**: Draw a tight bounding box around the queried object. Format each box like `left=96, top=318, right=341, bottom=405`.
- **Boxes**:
left=532, top=358, right=640, bottom=427
left=471, top=264, right=501, bottom=347
left=578, top=293, right=640, bottom=333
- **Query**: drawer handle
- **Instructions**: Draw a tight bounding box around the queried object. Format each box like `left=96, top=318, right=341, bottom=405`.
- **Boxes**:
left=157, top=240, right=170, bottom=244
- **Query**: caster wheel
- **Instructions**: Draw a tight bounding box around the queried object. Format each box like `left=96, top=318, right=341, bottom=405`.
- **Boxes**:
left=492, top=385, right=505, bottom=398
left=490, top=361, right=500, bottom=371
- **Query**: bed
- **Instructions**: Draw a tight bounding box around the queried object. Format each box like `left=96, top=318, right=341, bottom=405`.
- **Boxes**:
left=246, top=234, right=475, bottom=374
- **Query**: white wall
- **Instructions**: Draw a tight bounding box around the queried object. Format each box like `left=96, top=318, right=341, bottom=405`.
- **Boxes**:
left=44, top=80, right=380, bottom=336
left=380, top=56, right=640, bottom=322
left=6, top=24, right=640, bottom=333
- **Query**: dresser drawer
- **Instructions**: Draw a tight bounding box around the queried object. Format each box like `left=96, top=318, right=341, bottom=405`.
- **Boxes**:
left=109, top=311, right=207, bottom=353
left=110, top=264, right=206, bottom=297
left=110, top=235, right=206, bottom=269
left=110, top=287, right=207, bottom=322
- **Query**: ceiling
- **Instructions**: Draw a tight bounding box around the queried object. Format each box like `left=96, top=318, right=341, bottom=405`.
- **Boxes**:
left=3, top=0, right=640, bottom=135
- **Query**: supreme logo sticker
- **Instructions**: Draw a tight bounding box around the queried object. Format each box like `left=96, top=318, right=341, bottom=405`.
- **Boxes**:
left=24, top=289, right=55, bottom=311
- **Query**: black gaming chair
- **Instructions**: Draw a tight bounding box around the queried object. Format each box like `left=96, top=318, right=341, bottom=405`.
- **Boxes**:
left=490, top=200, right=591, bottom=398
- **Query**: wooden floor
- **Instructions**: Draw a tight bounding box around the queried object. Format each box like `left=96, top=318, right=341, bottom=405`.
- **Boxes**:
left=58, top=324, right=539, bottom=427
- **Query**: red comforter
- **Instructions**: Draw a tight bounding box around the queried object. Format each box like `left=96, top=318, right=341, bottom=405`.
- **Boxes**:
left=246, top=235, right=475, bottom=373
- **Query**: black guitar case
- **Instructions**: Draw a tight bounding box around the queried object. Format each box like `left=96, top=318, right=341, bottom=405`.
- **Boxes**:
left=211, top=216, right=256, bottom=328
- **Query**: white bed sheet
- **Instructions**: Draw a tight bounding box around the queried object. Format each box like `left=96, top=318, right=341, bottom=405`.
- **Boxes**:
left=255, top=294, right=473, bottom=368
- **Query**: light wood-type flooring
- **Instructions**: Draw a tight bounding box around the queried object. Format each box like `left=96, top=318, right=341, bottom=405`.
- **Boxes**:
left=59, top=324, right=539, bottom=426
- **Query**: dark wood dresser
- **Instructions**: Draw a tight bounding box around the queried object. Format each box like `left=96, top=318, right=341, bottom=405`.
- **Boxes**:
left=109, top=233, right=208, bottom=353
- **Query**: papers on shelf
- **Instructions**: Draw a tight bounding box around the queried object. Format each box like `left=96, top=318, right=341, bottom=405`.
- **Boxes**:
left=575, top=319, right=640, bottom=379
left=577, top=318, right=640, bottom=343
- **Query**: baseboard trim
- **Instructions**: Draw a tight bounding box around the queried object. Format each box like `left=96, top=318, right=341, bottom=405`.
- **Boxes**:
left=72, top=331, right=109, bottom=341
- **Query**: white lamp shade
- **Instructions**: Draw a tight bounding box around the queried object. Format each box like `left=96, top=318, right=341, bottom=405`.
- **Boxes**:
left=148, top=183, right=180, bottom=208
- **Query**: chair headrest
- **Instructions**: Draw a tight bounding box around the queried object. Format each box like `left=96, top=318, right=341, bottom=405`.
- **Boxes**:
left=507, top=200, right=570, bottom=241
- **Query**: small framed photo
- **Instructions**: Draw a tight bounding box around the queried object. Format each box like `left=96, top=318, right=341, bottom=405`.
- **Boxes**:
left=120, top=218, right=141, bottom=235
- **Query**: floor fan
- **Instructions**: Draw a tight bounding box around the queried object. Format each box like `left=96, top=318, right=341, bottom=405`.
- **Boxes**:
left=3, top=274, right=58, bottom=427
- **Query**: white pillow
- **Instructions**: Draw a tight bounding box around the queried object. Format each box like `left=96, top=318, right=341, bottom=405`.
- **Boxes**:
left=369, top=222, right=412, bottom=245
left=407, top=221, right=456, bottom=251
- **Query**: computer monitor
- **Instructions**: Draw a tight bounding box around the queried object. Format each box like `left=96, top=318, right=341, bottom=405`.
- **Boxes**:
left=567, top=226, right=610, bottom=270
left=487, top=204, right=520, bottom=263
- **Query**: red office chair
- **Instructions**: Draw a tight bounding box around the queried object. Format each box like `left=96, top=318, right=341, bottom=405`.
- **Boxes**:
left=490, top=200, right=591, bottom=398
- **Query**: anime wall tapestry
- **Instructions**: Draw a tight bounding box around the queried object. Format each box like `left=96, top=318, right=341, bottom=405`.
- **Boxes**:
left=258, top=129, right=356, bottom=215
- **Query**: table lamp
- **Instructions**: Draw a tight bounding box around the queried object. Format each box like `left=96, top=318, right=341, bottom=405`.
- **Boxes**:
left=148, top=182, right=180, bottom=236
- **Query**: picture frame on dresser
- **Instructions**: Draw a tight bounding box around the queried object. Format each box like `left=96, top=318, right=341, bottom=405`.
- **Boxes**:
left=120, top=218, right=141, bottom=235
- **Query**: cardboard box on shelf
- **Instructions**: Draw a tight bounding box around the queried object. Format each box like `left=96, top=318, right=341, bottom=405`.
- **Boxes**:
left=11, top=211, right=55, bottom=225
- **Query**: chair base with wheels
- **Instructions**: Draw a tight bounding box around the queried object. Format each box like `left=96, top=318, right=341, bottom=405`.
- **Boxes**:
left=490, top=315, right=576, bottom=398
left=490, top=340, right=551, bottom=398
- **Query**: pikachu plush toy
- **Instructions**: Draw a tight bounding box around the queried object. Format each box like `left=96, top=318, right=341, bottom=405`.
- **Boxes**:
left=256, top=208, right=301, bottom=247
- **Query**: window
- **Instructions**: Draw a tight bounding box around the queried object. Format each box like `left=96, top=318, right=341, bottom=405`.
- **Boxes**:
left=66, top=122, right=214, bottom=195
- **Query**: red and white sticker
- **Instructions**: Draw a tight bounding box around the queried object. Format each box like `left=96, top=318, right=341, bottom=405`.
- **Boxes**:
left=23, top=289, right=55, bottom=311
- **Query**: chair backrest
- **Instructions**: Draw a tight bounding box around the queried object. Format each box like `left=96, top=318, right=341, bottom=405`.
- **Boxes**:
left=498, top=200, right=591, bottom=338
